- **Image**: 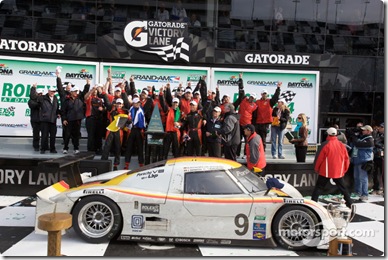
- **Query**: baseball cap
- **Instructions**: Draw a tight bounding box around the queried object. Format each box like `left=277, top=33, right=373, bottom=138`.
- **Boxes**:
left=48, top=86, right=57, bottom=92
left=244, top=124, right=255, bottom=132
left=185, top=89, right=192, bottom=94
left=326, top=127, right=337, bottom=136
left=222, top=94, right=230, bottom=98
left=360, top=125, right=373, bottom=132
left=172, top=97, right=180, bottom=104
left=249, top=93, right=257, bottom=99
left=96, top=83, right=104, bottom=88
left=114, top=87, right=122, bottom=92
left=190, top=100, right=197, bottom=106
left=132, top=97, right=140, bottom=103
left=115, top=98, right=124, bottom=104
left=36, top=88, right=44, bottom=94
left=278, top=98, right=286, bottom=104
left=379, top=122, right=384, bottom=128
left=261, top=89, right=268, bottom=95
left=211, top=90, right=216, bottom=94
left=194, top=91, right=200, bottom=95
left=213, top=106, right=221, bottom=112
left=71, top=86, right=79, bottom=92
left=133, top=92, right=140, bottom=97
left=141, top=89, right=149, bottom=96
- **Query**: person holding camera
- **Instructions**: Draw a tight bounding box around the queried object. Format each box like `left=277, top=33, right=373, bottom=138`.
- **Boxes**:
left=351, top=125, right=374, bottom=201
left=372, top=123, right=384, bottom=195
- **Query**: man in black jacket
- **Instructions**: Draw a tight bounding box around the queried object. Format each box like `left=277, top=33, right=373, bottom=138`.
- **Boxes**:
left=28, top=84, right=43, bottom=151
left=205, top=106, right=223, bottom=157
left=31, top=85, right=61, bottom=154
left=217, top=103, right=240, bottom=161
left=61, top=86, right=87, bottom=154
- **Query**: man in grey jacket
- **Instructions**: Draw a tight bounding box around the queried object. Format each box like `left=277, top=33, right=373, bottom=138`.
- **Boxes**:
left=217, top=103, right=240, bottom=161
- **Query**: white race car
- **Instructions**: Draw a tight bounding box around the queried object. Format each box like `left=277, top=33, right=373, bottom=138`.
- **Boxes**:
left=35, top=157, right=346, bottom=251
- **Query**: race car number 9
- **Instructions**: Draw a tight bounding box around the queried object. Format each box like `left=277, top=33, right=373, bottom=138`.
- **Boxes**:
left=234, top=214, right=248, bottom=236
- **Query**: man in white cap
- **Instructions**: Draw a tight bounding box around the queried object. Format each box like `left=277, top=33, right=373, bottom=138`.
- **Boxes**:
left=101, top=98, right=130, bottom=170
left=181, top=100, right=204, bottom=156
left=205, top=106, right=223, bottom=157
left=31, top=85, right=60, bottom=154
left=312, top=127, right=353, bottom=208
left=253, top=81, right=282, bottom=151
left=161, top=97, right=182, bottom=159
left=139, top=88, right=154, bottom=124
left=28, top=84, right=44, bottom=151
left=124, top=97, right=146, bottom=169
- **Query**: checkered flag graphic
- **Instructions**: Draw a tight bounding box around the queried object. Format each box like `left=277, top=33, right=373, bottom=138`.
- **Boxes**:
left=280, top=91, right=296, bottom=103
left=143, top=37, right=190, bottom=62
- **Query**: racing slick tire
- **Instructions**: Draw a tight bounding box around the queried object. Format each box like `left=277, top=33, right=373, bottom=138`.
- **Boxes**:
left=72, top=195, right=123, bottom=243
left=271, top=205, right=321, bottom=251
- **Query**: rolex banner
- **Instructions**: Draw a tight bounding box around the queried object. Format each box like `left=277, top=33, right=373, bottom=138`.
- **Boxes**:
left=0, top=56, right=98, bottom=136
left=212, top=68, right=319, bottom=143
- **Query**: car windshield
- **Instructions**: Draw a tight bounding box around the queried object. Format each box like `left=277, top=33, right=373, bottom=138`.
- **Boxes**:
left=229, top=166, right=267, bottom=193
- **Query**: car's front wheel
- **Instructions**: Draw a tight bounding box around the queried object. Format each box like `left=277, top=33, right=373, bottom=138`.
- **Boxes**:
left=272, top=205, right=321, bottom=251
left=72, top=196, right=122, bottom=243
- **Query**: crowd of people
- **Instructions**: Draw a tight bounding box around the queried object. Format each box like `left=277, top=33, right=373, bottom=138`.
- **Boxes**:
left=28, top=69, right=286, bottom=171
left=28, top=67, right=384, bottom=204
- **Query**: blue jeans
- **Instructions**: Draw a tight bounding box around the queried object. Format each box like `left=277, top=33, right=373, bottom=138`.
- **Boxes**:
left=353, top=164, right=369, bottom=196
left=271, top=126, right=285, bottom=157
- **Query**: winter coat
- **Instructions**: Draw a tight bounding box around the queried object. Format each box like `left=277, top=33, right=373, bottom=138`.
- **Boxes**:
left=314, top=135, right=350, bottom=178
left=219, top=112, right=240, bottom=146
left=245, top=132, right=266, bottom=170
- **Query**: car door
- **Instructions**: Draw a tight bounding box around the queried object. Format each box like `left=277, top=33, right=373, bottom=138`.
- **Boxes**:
left=179, top=170, right=253, bottom=239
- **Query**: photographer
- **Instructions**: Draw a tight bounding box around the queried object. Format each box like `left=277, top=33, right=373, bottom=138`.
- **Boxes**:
left=350, top=125, right=374, bottom=201
left=371, top=123, right=384, bottom=195
left=345, top=121, right=364, bottom=148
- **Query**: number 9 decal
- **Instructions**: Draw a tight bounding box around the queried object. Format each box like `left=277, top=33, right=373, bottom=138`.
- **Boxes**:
left=234, top=213, right=248, bottom=236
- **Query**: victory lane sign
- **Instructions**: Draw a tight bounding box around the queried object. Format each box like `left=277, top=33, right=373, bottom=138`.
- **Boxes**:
left=124, top=21, right=190, bottom=62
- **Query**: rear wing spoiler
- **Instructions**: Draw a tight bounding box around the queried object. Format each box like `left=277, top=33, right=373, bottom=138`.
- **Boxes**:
left=38, top=151, right=95, bottom=188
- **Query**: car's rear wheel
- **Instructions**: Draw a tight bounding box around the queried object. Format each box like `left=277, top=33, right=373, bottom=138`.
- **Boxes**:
left=272, top=205, right=321, bottom=251
left=72, top=196, right=122, bottom=243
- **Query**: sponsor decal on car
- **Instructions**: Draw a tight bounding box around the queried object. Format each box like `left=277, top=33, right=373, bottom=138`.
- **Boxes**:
left=136, top=169, right=164, bottom=180
left=83, top=189, right=104, bottom=194
left=283, top=198, right=304, bottom=204
left=141, top=203, right=160, bottom=214
left=253, top=223, right=266, bottom=240
left=131, top=215, right=144, bottom=229
left=254, top=215, right=266, bottom=221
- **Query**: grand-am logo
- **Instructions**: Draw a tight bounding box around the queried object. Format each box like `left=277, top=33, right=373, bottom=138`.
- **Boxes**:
left=288, top=78, right=313, bottom=88
left=66, top=69, right=93, bottom=79
left=0, top=106, right=15, bottom=117
left=19, top=70, right=55, bottom=77
left=0, top=64, right=13, bottom=75
left=124, top=20, right=190, bottom=62
left=132, top=74, right=180, bottom=83
left=247, top=80, right=279, bottom=87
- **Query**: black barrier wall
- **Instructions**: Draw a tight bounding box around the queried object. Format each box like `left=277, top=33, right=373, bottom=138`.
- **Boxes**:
left=1, top=157, right=371, bottom=197
left=0, top=157, right=111, bottom=196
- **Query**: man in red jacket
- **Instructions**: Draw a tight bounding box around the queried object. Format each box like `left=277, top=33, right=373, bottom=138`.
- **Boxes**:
left=243, top=124, right=266, bottom=173
left=253, top=82, right=281, bottom=150
left=311, top=127, right=353, bottom=208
